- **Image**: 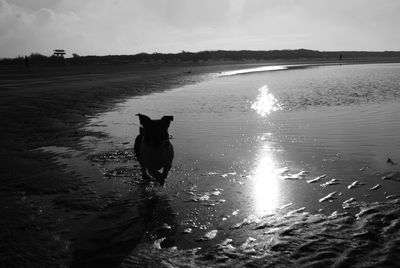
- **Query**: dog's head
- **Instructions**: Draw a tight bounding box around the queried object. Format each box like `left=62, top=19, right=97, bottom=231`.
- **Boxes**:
left=136, top=114, right=173, bottom=146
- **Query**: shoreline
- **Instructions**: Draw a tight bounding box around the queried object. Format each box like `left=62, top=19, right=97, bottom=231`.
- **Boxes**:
left=1, top=58, right=399, bottom=266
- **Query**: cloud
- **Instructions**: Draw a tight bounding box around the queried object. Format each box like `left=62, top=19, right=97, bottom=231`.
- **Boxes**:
left=0, top=0, right=83, bottom=57
left=0, top=0, right=399, bottom=58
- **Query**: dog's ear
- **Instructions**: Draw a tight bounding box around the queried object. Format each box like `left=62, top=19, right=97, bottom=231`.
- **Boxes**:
left=161, top=116, right=173, bottom=128
left=136, top=114, right=151, bottom=127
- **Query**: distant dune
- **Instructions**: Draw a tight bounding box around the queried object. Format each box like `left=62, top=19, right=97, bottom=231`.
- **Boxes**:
left=2, top=49, right=400, bottom=66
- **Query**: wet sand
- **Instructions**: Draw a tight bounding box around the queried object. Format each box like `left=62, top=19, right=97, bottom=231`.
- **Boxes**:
left=123, top=198, right=400, bottom=267
left=0, top=60, right=294, bottom=267
left=0, top=62, right=204, bottom=267
left=1, top=59, right=400, bottom=267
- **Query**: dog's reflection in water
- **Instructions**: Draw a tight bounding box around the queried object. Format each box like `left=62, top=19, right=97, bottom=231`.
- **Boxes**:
left=134, top=113, right=174, bottom=185
left=71, top=189, right=177, bottom=268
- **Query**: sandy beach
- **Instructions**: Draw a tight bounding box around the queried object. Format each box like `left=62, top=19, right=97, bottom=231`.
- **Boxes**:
left=2, top=0, right=400, bottom=266
left=1, top=59, right=400, bottom=267
left=1, top=60, right=288, bottom=266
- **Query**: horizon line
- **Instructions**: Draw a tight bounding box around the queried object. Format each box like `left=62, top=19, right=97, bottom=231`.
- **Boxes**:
left=2, top=48, right=400, bottom=60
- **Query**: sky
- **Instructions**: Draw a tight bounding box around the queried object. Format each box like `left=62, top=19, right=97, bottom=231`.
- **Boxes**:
left=1, top=0, right=400, bottom=58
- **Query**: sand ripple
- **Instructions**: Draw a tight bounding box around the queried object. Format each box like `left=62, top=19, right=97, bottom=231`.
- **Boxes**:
left=121, top=198, right=400, bottom=267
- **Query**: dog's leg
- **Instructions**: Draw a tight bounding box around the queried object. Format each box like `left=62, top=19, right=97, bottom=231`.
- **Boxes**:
left=141, top=166, right=150, bottom=179
left=148, top=169, right=163, bottom=179
left=147, top=168, right=169, bottom=185
left=161, top=165, right=171, bottom=179
left=157, top=165, right=171, bottom=185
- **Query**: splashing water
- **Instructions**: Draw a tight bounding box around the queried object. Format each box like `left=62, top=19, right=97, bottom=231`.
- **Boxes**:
left=251, top=85, right=281, bottom=116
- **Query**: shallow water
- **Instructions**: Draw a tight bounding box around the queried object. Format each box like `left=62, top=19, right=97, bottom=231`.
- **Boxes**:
left=64, top=63, right=400, bottom=266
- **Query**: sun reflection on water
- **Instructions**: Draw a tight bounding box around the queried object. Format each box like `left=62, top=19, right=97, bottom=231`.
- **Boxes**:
left=220, top=66, right=287, bottom=76
left=251, top=143, right=282, bottom=216
left=251, top=85, right=281, bottom=116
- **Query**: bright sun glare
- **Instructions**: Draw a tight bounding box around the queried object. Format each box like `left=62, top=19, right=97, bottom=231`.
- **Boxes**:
left=251, top=143, right=282, bottom=216
left=251, top=85, right=281, bottom=117
left=250, top=86, right=283, bottom=216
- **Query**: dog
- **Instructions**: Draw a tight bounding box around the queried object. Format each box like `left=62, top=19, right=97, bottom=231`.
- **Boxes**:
left=134, top=113, right=174, bottom=185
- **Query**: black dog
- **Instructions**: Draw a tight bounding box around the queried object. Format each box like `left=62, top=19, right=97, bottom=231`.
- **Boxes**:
left=134, top=114, right=174, bottom=185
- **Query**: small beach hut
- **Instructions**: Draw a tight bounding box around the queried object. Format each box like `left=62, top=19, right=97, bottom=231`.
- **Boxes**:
left=53, top=49, right=66, bottom=57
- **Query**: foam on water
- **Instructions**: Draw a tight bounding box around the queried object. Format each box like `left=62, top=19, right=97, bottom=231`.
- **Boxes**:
left=320, top=178, right=341, bottom=187
left=307, top=174, right=326, bottom=183
left=348, top=180, right=364, bottom=189
left=319, top=192, right=337, bottom=203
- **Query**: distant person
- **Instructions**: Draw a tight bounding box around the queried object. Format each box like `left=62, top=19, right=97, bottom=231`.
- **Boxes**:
left=24, top=56, right=30, bottom=68
left=339, top=54, right=343, bottom=61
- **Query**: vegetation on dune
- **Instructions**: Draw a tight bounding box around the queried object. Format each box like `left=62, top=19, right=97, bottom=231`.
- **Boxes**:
left=2, top=49, right=400, bottom=65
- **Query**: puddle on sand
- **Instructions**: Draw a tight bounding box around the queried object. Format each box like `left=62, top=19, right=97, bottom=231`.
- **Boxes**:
left=85, top=64, right=399, bottom=240
left=40, top=64, right=400, bottom=266
left=83, top=64, right=400, bottom=220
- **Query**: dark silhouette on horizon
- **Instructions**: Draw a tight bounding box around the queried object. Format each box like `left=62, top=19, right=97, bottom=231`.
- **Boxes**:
left=24, top=55, right=29, bottom=68
left=2, top=49, right=400, bottom=66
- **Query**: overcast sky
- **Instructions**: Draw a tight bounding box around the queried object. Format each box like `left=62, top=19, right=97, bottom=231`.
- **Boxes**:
left=1, top=0, right=399, bottom=57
